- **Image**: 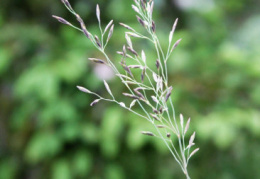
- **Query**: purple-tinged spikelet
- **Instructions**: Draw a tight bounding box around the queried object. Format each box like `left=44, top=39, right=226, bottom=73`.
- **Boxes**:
left=104, top=20, right=113, bottom=33
left=165, top=86, right=173, bottom=102
left=140, top=0, right=146, bottom=10
left=156, top=59, right=160, bottom=70
left=88, top=58, right=105, bottom=64
left=122, top=45, right=127, bottom=57
left=136, top=16, right=145, bottom=27
left=141, top=131, right=155, bottom=136
left=189, top=148, right=199, bottom=158
left=96, top=4, right=101, bottom=23
left=77, top=86, right=91, bottom=93
left=75, top=14, right=91, bottom=39
left=132, top=5, right=140, bottom=14
left=119, top=23, right=135, bottom=31
left=171, top=39, right=182, bottom=53
left=157, top=125, right=166, bottom=128
left=141, top=67, right=146, bottom=82
left=127, top=47, right=138, bottom=56
left=62, top=0, right=73, bottom=11
left=117, top=51, right=124, bottom=56
left=134, top=87, right=146, bottom=91
left=187, top=132, right=196, bottom=149
left=82, top=28, right=91, bottom=39
left=128, top=65, right=142, bottom=69
left=152, top=21, right=156, bottom=33
left=75, top=14, right=83, bottom=23
left=90, top=99, right=100, bottom=106
left=107, top=24, right=114, bottom=42
left=159, top=106, right=163, bottom=113
left=120, top=62, right=133, bottom=77
left=94, top=35, right=102, bottom=48
left=153, top=109, right=159, bottom=114
left=150, top=113, right=159, bottom=121
left=134, top=88, right=145, bottom=99
left=184, top=118, right=191, bottom=135
left=52, top=15, right=72, bottom=26
left=123, top=93, right=139, bottom=99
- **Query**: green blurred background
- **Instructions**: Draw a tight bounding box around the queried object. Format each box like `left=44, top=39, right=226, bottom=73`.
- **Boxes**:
left=1, top=0, right=260, bottom=178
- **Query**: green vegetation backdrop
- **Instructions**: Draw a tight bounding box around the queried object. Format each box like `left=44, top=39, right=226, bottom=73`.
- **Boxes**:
left=0, top=0, right=260, bottom=178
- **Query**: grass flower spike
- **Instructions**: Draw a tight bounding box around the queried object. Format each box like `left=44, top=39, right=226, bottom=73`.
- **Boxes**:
left=53, top=0, right=198, bottom=178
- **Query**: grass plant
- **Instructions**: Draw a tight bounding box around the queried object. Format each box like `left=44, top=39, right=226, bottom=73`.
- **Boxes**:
left=53, top=0, right=199, bottom=178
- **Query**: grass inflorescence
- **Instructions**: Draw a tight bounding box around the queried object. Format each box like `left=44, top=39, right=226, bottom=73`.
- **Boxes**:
left=53, top=0, right=198, bottom=178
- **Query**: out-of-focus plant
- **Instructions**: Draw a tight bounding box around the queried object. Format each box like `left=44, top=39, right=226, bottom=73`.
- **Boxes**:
left=53, top=0, right=198, bottom=178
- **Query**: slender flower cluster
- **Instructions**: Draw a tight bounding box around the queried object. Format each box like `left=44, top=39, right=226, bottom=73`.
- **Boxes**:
left=53, top=0, right=198, bottom=178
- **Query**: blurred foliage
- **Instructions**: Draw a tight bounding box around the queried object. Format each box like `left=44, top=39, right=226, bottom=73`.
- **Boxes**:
left=0, top=0, right=260, bottom=178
